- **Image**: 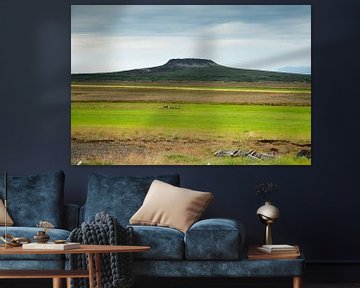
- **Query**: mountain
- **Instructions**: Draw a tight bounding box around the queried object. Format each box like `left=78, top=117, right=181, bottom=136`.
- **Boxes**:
left=71, top=58, right=311, bottom=82
left=161, top=58, right=218, bottom=68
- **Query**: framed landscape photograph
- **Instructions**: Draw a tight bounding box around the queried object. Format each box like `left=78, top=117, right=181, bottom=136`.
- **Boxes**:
left=71, top=5, right=311, bottom=165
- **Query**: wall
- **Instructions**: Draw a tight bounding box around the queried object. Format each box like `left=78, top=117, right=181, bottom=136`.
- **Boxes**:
left=0, top=0, right=359, bottom=264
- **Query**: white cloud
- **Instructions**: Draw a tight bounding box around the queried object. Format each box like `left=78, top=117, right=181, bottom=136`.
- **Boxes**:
left=71, top=5, right=311, bottom=73
left=72, top=34, right=199, bottom=73
left=194, top=19, right=310, bottom=71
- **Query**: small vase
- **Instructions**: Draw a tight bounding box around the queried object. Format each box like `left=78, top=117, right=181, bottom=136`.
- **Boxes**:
left=257, top=201, right=280, bottom=221
left=33, top=230, right=50, bottom=243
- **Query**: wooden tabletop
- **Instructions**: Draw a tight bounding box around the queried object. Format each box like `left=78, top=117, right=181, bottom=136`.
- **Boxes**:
left=0, top=245, right=150, bottom=255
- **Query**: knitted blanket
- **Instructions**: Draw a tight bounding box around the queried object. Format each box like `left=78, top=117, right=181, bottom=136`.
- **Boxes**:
left=68, top=212, right=134, bottom=288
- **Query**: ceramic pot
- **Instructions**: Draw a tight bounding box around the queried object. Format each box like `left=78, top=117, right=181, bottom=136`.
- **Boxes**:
left=33, top=230, right=50, bottom=243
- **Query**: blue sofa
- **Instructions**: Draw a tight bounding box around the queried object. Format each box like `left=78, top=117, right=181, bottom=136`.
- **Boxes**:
left=80, top=173, right=304, bottom=283
left=0, top=171, right=303, bottom=287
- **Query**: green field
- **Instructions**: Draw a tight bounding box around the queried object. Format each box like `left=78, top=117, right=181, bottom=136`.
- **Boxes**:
left=72, top=102, right=310, bottom=140
left=71, top=80, right=311, bottom=165
left=72, top=83, right=311, bottom=94
left=71, top=101, right=311, bottom=165
left=71, top=58, right=312, bottom=165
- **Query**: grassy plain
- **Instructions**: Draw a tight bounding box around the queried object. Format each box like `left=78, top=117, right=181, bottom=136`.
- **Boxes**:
left=71, top=81, right=311, bottom=165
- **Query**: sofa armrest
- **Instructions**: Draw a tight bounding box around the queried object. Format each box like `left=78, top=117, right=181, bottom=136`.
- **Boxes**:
left=63, top=204, right=80, bottom=231
left=184, top=218, right=245, bottom=260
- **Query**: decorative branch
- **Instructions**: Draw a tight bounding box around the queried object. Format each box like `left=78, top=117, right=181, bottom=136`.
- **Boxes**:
left=254, top=181, right=279, bottom=201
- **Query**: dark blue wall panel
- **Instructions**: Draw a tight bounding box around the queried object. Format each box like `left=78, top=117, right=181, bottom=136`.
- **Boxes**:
left=0, top=0, right=359, bottom=262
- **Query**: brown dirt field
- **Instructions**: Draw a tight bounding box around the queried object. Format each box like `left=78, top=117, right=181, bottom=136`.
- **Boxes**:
left=72, top=87, right=310, bottom=106
left=72, top=81, right=311, bottom=88
left=71, top=82, right=311, bottom=106
left=71, top=137, right=310, bottom=165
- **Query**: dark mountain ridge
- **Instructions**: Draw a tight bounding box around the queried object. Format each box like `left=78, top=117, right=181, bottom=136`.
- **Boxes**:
left=72, top=58, right=311, bottom=82
left=162, top=58, right=218, bottom=68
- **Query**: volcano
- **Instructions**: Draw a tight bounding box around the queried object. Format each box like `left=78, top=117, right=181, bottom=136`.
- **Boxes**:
left=71, top=58, right=311, bottom=83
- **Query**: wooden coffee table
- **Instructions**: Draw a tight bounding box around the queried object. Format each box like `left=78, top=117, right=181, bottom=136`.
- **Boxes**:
left=0, top=244, right=150, bottom=288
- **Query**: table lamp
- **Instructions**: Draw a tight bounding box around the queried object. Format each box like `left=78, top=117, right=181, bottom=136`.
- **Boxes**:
left=256, top=201, right=280, bottom=245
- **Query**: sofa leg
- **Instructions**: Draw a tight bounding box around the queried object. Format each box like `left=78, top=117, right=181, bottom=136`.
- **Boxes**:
left=293, top=276, right=302, bottom=288
left=53, top=278, right=62, bottom=288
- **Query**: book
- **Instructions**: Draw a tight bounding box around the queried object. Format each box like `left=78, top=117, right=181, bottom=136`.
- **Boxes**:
left=257, top=244, right=299, bottom=254
left=22, top=242, right=80, bottom=250
left=248, top=245, right=300, bottom=260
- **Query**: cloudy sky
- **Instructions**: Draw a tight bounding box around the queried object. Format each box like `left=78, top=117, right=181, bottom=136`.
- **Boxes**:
left=71, top=5, right=311, bottom=74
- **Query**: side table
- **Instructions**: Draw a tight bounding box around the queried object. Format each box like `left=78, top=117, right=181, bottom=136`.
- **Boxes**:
left=247, top=245, right=303, bottom=288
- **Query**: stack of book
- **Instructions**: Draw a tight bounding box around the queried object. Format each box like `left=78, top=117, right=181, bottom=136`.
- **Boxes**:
left=22, top=242, right=80, bottom=250
left=257, top=244, right=299, bottom=254
left=248, top=244, right=300, bottom=259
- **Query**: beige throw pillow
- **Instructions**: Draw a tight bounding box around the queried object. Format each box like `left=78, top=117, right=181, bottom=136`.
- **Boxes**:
left=0, top=199, right=14, bottom=226
left=130, top=180, right=213, bottom=233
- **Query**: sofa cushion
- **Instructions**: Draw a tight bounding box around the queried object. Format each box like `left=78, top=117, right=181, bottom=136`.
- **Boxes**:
left=0, top=227, right=70, bottom=261
left=184, top=218, right=245, bottom=260
left=84, top=174, right=180, bottom=225
left=130, top=225, right=184, bottom=260
left=0, top=199, right=14, bottom=226
left=0, top=171, right=64, bottom=227
left=130, top=180, right=213, bottom=233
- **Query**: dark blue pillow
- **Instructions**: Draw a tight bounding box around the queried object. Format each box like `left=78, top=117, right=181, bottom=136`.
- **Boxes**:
left=84, top=174, right=180, bottom=225
left=0, top=170, right=64, bottom=227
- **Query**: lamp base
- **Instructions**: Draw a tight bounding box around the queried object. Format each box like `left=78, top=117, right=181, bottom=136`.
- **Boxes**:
left=265, top=223, right=272, bottom=245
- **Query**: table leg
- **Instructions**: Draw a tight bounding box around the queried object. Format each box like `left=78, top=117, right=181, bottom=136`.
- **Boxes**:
left=95, top=253, right=102, bottom=288
left=88, top=253, right=95, bottom=288
left=293, top=276, right=302, bottom=288
left=66, top=277, right=72, bottom=288
left=52, top=278, right=62, bottom=288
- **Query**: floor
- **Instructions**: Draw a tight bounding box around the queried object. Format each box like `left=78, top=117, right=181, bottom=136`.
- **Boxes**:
left=303, top=283, right=360, bottom=288
left=1, top=280, right=360, bottom=288
left=134, top=278, right=360, bottom=288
